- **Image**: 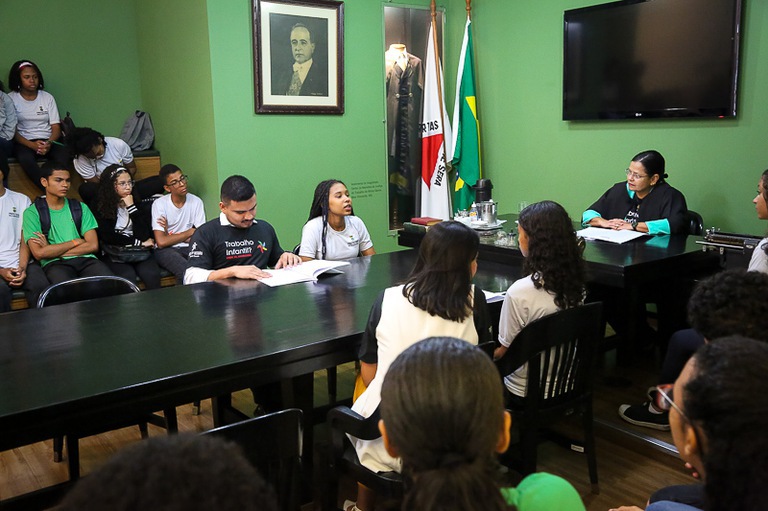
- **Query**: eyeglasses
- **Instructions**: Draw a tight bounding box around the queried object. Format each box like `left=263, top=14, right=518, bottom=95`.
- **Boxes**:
left=168, top=175, right=189, bottom=187
left=656, top=384, right=689, bottom=422
left=115, top=180, right=134, bottom=189
left=626, top=168, right=649, bottom=180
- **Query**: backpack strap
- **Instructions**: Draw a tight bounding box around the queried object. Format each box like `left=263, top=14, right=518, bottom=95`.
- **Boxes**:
left=33, top=197, right=84, bottom=240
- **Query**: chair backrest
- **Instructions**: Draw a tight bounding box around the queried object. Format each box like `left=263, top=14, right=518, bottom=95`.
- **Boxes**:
left=203, top=408, right=303, bottom=511
left=36, top=275, right=141, bottom=308
left=686, top=210, right=704, bottom=235
left=496, top=302, right=603, bottom=413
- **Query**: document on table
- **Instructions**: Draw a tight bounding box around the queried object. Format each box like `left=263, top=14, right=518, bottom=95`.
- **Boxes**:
left=483, top=289, right=506, bottom=304
left=260, top=260, right=351, bottom=287
left=576, top=227, right=648, bottom=244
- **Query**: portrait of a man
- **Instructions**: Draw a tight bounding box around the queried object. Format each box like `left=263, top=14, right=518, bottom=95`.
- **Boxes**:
left=271, top=19, right=329, bottom=97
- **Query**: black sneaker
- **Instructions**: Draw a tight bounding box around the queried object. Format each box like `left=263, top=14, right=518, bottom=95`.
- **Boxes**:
left=618, top=401, right=670, bottom=430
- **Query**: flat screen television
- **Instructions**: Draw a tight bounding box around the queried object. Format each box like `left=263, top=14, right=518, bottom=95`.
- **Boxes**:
left=563, top=0, right=743, bottom=120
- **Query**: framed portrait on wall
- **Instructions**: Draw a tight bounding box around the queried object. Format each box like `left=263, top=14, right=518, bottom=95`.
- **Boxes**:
left=253, top=0, right=344, bottom=114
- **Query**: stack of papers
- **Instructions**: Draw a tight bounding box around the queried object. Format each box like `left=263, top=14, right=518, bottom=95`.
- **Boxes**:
left=260, top=260, right=350, bottom=287
left=576, top=227, right=647, bottom=244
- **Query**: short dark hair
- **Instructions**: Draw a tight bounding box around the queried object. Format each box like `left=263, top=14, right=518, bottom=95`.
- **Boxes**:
left=220, top=175, right=256, bottom=203
left=58, top=434, right=278, bottom=511
left=685, top=337, right=768, bottom=511
left=688, top=269, right=768, bottom=342
left=40, top=165, right=70, bottom=180
left=71, top=127, right=105, bottom=157
left=160, top=163, right=183, bottom=184
left=8, top=60, right=45, bottom=92
left=632, top=149, right=668, bottom=182
left=404, top=221, right=479, bottom=322
left=380, top=337, right=510, bottom=511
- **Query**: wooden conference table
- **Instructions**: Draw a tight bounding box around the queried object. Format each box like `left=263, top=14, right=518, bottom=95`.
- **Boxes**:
left=399, top=214, right=722, bottom=362
left=0, top=250, right=516, bottom=507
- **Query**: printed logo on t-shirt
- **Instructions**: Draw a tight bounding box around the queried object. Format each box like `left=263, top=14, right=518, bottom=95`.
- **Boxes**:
left=37, top=106, right=47, bottom=115
left=257, top=241, right=267, bottom=253
left=225, top=239, right=255, bottom=260
left=188, top=242, right=203, bottom=259
left=8, top=206, right=20, bottom=219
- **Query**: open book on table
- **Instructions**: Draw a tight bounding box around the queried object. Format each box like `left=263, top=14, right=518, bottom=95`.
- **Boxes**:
left=259, top=260, right=351, bottom=287
left=576, top=226, right=647, bottom=244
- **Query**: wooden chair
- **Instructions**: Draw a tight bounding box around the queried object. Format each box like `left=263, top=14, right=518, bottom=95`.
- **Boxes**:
left=204, top=408, right=304, bottom=511
left=323, top=405, right=403, bottom=511
left=495, top=301, right=602, bottom=493
left=37, top=275, right=177, bottom=479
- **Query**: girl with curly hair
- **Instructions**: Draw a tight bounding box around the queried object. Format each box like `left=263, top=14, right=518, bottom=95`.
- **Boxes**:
left=299, top=179, right=375, bottom=261
left=494, top=200, right=586, bottom=399
left=93, top=164, right=161, bottom=289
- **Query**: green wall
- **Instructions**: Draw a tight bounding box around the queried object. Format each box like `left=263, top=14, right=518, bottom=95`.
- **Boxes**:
left=134, top=0, right=220, bottom=206
left=0, top=0, right=143, bottom=137
left=469, top=0, right=768, bottom=234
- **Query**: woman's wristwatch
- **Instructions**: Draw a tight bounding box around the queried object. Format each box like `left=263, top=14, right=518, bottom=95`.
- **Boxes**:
left=630, top=219, right=638, bottom=231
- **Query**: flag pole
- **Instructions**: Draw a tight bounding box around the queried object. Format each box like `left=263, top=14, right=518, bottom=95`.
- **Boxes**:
left=466, top=0, right=472, bottom=20
left=430, top=0, right=446, bottom=140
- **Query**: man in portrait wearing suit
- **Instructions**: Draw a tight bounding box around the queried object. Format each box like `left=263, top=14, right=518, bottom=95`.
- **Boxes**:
left=274, top=22, right=328, bottom=97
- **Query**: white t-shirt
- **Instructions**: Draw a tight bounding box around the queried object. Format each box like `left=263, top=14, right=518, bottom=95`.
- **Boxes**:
left=0, top=91, right=17, bottom=141
left=0, top=189, right=31, bottom=268
left=747, top=238, right=768, bottom=274
left=151, top=193, right=206, bottom=248
left=9, top=90, right=60, bottom=140
left=299, top=215, right=373, bottom=260
left=498, top=275, right=560, bottom=397
left=73, top=136, right=134, bottom=180
left=351, top=285, right=479, bottom=473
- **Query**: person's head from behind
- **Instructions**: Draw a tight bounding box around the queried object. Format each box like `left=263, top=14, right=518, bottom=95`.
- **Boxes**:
left=71, top=127, right=106, bottom=159
left=307, top=179, right=352, bottom=221
left=96, top=164, right=133, bottom=218
left=687, top=269, right=768, bottom=342
left=380, top=337, right=511, bottom=511
left=40, top=166, right=70, bottom=198
left=518, top=200, right=585, bottom=309
left=406, top=221, right=479, bottom=321
left=667, top=337, right=768, bottom=510
left=57, top=434, right=278, bottom=511
left=753, top=169, right=768, bottom=220
left=8, top=60, right=44, bottom=93
left=290, top=23, right=315, bottom=64
left=220, top=175, right=257, bottom=228
left=160, top=163, right=189, bottom=197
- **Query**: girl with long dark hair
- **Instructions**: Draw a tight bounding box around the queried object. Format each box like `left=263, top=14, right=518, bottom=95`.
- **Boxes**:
left=347, top=221, right=492, bottom=511
left=494, top=200, right=586, bottom=399
left=380, top=338, right=586, bottom=511
left=299, top=179, right=375, bottom=261
left=93, top=164, right=161, bottom=289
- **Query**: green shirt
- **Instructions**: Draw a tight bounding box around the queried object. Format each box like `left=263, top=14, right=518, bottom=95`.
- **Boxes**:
left=501, top=472, right=586, bottom=511
left=22, top=198, right=99, bottom=267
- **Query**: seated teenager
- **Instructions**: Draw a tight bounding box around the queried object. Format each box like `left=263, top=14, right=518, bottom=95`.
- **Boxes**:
left=184, top=174, right=300, bottom=284
left=0, top=166, right=48, bottom=311
left=151, top=164, right=206, bottom=284
left=582, top=150, right=688, bottom=235
left=7, top=60, right=71, bottom=189
left=747, top=168, right=768, bottom=273
left=619, top=269, right=768, bottom=430
left=348, top=221, right=492, bottom=511
left=58, top=434, right=278, bottom=511
left=93, top=165, right=161, bottom=289
left=299, top=179, right=375, bottom=261
left=493, top=201, right=585, bottom=401
left=610, top=336, right=768, bottom=511
left=378, top=337, right=586, bottom=511
left=70, top=127, right=162, bottom=206
left=22, top=166, right=112, bottom=284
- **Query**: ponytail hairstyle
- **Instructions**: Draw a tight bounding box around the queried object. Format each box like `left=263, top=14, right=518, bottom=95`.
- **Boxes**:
left=518, top=200, right=585, bottom=309
left=95, top=164, right=131, bottom=220
left=684, top=337, right=768, bottom=511
left=380, top=337, right=515, bottom=511
left=404, top=221, right=479, bottom=321
left=307, top=179, right=351, bottom=260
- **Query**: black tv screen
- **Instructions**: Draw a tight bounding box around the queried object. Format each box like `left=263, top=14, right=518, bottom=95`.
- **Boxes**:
left=563, top=0, right=743, bottom=120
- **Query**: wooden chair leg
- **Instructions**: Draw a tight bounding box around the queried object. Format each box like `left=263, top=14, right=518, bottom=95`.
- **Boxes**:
left=326, top=367, right=337, bottom=403
left=138, top=422, right=149, bottom=439
left=192, top=400, right=202, bottom=416
left=53, top=435, right=64, bottom=463
left=66, top=436, right=80, bottom=481
left=519, top=426, right=539, bottom=476
left=583, top=405, right=599, bottom=494
left=164, top=407, right=179, bottom=433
